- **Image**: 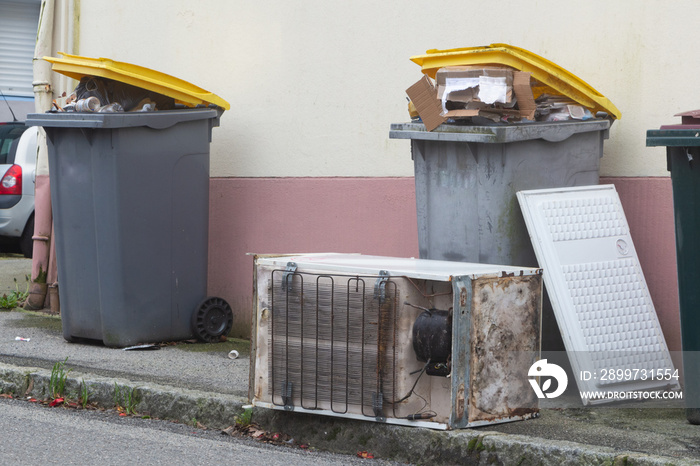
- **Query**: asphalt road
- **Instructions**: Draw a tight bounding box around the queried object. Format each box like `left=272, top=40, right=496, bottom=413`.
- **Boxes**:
left=0, top=397, right=399, bottom=465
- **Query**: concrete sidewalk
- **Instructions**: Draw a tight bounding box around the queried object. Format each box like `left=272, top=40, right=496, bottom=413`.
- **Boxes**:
left=1, top=255, right=699, bottom=465
left=1, top=308, right=698, bottom=465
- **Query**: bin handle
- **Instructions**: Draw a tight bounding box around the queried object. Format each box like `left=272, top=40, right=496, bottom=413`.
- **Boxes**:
left=142, top=110, right=220, bottom=130
left=26, top=108, right=221, bottom=131
left=541, top=126, right=577, bottom=142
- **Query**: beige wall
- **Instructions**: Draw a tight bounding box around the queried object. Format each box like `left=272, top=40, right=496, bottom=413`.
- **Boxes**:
left=63, top=1, right=688, bottom=347
left=74, top=0, right=692, bottom=178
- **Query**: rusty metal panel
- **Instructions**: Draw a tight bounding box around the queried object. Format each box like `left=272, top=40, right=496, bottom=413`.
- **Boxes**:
left=468, top=274, right=542, bottom=424
left=450, top=275, right=472, bottom=428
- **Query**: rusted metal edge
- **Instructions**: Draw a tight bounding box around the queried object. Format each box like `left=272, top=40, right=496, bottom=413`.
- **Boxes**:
left=450, top=275, right=473, bottom=429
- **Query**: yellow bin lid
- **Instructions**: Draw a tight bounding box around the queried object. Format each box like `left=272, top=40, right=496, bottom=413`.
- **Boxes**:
left=410, top=43, right=620, bottom=120
left=44, top=53, right=230, bottom=111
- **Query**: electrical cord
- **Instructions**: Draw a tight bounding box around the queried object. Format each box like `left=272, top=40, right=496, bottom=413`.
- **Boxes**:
left=403, top=390, right=437, bottom=420
left=405, top=411, right=437, bottom=421
left=382, top=359, right=440, bottom=421
left=388, top=359, right=430, bottom=404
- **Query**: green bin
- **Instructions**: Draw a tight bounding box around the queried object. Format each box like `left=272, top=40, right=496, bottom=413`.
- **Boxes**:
left=647, top=119, right=700, bottom=424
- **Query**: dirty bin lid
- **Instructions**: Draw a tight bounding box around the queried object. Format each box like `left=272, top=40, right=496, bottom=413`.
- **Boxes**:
left=44, top=53, right=230, bottom=111
left=646, top=129, right=700, bottom=147
left=26, top=108, right=221, bottom=130
left=409, top=43, right=621, bottom=120
left=647, top=110, right=700, bottom=146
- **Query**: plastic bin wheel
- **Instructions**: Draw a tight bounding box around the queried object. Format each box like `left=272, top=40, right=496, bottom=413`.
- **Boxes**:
left=191, top=297, right=233, bottom=343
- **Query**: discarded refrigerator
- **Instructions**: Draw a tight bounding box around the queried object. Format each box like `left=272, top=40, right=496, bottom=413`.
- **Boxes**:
left=250, top=253, right=543, bottom=429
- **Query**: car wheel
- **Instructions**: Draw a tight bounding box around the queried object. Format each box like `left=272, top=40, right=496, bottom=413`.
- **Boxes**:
left=20, top=215, right=34, bottom=259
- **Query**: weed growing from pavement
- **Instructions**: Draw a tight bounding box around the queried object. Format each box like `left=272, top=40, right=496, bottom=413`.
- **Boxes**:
left=235, top=406, right=253, bottom=427
left=79, top=378, right=93, bottom=409
left=0, top=275, right=30, bottom=310
left=114, top=383, right=138, bottom=415
left=49, top=357, right=72, bottom=399
left=0, top=293, right=19, bottom=310
left=10, top=360, right=107, bottom=414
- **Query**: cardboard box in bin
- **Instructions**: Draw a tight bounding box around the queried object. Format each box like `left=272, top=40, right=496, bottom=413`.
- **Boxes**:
left=406, top=66, right=536, bottom=131
left=436, top=66, right=514, bottom=104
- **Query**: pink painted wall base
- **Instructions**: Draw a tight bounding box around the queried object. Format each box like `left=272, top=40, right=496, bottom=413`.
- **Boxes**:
left=208, top=176, right=682, bottom=354
left=605, top=177, right=680, bottom=352
left=208, top=177, right=419, bottom=339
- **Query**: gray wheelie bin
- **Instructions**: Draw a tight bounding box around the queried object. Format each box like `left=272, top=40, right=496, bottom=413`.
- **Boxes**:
left=390, top=120, right=610, bottom=350
left=27, top=109, right=232, bottom=347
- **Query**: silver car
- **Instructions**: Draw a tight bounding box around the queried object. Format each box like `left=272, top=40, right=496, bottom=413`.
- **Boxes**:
left=0, top=122, right=37, bottom=258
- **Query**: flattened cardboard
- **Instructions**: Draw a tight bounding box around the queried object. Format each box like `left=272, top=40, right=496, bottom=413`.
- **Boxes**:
left=444, top=109, right=480, bottom=118
left=406, top=68, right=538, bottom=129
left=406, top=75, right=446, bottom=131
left=513, top=71, right=536, bottom=120
left=443, top=100, right=483, bottom=118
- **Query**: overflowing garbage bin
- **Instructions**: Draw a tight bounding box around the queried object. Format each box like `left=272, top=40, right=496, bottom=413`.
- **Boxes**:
left=390, top=120, right=610, bottom=350
left=393, top=43, right=620, bottom=351
left=647, top=115, right=700, bottom=424
left=27, top=54, right=233, bottom=347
